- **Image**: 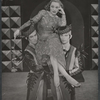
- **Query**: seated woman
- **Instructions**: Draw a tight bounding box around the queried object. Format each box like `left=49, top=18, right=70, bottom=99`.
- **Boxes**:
left=14, top=0, right=81, bottom=99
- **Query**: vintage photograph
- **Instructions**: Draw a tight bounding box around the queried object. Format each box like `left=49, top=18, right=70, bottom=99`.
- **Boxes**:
left=2, top=0, right=98, bottom=100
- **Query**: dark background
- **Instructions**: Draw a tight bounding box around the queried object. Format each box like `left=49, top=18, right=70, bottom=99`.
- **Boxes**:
left=2, top=0, right=98, bottom=70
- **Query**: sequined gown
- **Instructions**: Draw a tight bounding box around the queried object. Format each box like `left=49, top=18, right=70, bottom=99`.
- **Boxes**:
left=31, top=10, right=66, bottom=67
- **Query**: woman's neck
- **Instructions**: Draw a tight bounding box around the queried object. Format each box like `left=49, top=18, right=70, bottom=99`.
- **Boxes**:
left=63, top=42, right=71, bottom=51
left=47, top=11, right=56, bottom=17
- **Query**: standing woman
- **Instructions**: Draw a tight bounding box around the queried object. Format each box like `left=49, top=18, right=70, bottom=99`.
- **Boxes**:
left=14, top=0, right=81, bottom=99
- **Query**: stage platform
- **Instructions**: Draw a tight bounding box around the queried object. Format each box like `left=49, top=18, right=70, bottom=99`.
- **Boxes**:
left=2, top=70, right=98, bottom=100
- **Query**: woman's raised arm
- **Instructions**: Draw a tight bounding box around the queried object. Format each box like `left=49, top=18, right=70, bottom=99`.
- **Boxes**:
left=58, top=7, right=67, bottom=26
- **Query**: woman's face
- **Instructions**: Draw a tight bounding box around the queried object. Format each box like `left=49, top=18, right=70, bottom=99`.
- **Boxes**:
left=29, top=30, right=37, bottom=45
left=50, top=2, right=60, bottom=15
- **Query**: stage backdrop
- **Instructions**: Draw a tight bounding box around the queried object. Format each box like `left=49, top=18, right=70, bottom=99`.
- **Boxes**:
left=1, top=0, right=98, bottom=72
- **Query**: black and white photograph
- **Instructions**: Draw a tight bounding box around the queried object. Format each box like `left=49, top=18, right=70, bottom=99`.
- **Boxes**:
left=1, top=0, right=98, bottom=100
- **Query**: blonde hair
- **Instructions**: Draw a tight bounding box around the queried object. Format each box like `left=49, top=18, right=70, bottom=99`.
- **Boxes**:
left=45, top=0, right=64, bottom=11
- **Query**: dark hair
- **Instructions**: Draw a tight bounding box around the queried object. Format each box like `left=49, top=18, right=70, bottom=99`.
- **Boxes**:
left=58, top=24, right=72, bottom=35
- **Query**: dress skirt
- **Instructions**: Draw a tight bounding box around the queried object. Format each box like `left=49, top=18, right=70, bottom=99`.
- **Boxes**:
left=35, top=33, right=66, bottom=68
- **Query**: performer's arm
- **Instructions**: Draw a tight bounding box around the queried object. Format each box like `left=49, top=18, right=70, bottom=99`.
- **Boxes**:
left=14, top=10, right=46, bottom=38
left=19, top=20, right=31, bottom=30
left=71, top=57, right=80, bottom=73
left=20, top=10, right=46, bottom=30
left=69, top=48, right=76, bottom=71
left=23, top=51, right=37, bottom=72
left=58, top=7, right=67, bottom=26
left=60, top=14, right=67, bottom=26
left=69, top=50, right=83, bottom=76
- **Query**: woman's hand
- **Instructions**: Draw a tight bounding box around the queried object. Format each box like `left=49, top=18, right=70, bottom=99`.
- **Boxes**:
left=59, top=7, right=65, bottom=15
left=69, top=70, right=73, bottom=76
left=14, top=29, right=21, bottom=39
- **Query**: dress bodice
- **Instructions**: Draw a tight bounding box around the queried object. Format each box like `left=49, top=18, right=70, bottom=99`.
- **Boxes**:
left=32, top=10, right=60, bottom=40
left=37, top=11, right=58, bottom=32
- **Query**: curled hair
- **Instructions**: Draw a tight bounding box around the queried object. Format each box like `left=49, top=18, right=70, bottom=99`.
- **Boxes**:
left=45, top=0, right=64, bottom=11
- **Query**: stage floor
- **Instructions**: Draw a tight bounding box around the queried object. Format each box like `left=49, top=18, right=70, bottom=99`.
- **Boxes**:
left=2, top=70, right=98, bottom=100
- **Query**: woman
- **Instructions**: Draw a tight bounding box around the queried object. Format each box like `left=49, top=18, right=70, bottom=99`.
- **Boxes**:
left=14, top=0, right=81, bottom=99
